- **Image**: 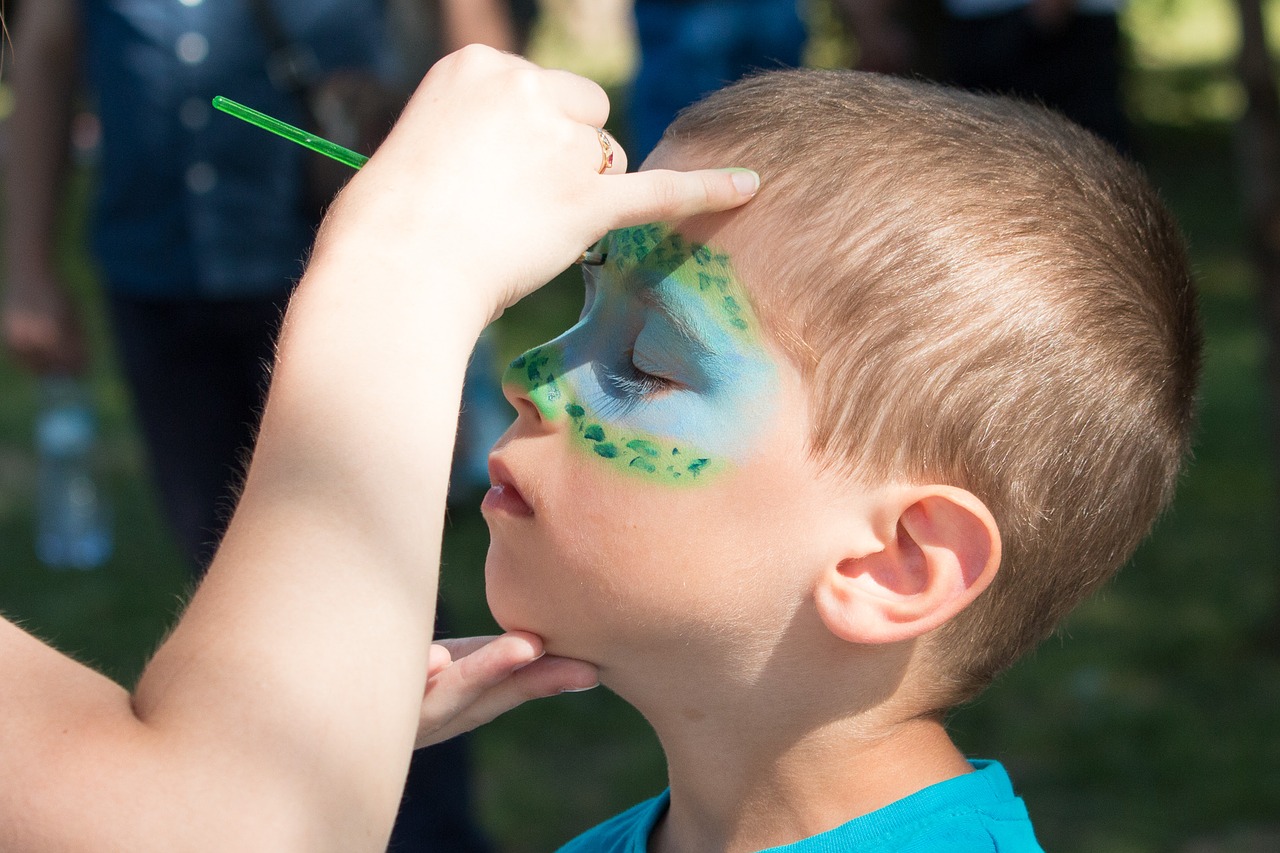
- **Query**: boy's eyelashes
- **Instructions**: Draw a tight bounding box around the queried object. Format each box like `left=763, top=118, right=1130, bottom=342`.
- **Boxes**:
left=631, top=347, right=685, bottom=392
left=601, top=351, right=679, bottom=398
left=604, top=369, right=671, bottom=398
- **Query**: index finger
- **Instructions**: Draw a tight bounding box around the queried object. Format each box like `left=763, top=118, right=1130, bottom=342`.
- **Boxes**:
left=434, top=632, right=543, bottom=668
left=599, top=168, right=760, bottom=231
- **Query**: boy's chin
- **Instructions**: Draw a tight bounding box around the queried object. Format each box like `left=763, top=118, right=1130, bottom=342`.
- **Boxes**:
left=486, top=605, right=581, bottom=661
left=483, top=582, right=598, bottom=663
left=484, top=553, right=559, bottom=645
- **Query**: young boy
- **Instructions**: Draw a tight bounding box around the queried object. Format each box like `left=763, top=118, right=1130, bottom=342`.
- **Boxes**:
left=481, top=69, right=1201, bottom=851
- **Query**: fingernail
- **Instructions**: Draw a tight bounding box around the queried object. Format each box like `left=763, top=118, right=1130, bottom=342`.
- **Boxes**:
left=722, top=168, right=760, bottom=196
left=559, top=682, right=599, bottom=694
left=512, top=651, right=546, bottom=673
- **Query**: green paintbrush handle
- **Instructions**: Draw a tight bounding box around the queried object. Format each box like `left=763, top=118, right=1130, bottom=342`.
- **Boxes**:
left=212, top=95, right=369, bottom=170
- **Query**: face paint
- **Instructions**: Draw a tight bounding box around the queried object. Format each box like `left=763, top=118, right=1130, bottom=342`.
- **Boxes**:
left=504, top=223, right=780, bottom=484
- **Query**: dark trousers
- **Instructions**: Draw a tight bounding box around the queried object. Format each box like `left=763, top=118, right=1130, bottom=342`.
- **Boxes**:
left=107, top=291, right=490, bottom=852
left=107, top=293, right=285, bottom=573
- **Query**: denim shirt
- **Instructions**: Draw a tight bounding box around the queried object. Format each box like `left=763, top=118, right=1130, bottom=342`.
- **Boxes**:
left=80, top=0, right=395, bottom=298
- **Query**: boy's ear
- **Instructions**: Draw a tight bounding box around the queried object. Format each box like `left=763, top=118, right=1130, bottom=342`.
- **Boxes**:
left=813, top=486, right=1001, bottom=646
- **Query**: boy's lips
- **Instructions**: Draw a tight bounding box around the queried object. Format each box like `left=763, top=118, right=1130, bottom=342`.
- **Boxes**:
left=482, top=457, right=534, bottom=518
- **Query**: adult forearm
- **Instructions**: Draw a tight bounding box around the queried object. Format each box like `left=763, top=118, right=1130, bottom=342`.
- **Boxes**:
left=123, top=207, right=485, bottom=848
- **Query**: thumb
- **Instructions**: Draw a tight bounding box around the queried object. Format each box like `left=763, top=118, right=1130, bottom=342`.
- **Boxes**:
left=601, top=168, right=760, bottom=230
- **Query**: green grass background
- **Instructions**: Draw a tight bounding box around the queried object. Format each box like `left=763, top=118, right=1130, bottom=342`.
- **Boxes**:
left=2, top=2, right=1279, bottom=851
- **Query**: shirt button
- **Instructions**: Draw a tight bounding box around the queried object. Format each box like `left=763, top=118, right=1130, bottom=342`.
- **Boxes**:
left=186, top=162, right=217, bottom=194
left=179, top=97, right=210, bottom=131
left=176, top=32, right=209, bottom=65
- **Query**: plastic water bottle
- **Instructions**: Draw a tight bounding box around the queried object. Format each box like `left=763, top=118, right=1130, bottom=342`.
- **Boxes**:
left=35, top=377, right=112, bottom=570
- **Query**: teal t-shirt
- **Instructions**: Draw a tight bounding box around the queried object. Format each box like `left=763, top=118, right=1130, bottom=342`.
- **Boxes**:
left=557, top=760, right=1044, bottom=852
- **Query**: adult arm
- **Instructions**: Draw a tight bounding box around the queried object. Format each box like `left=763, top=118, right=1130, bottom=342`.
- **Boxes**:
left=1, top=0, right=87, bottom=375
left=0, top=46, right=756, bottom=852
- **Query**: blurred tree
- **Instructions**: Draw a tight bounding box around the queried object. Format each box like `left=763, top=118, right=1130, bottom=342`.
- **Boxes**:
left=1234, top=0, right=1280, bottom=647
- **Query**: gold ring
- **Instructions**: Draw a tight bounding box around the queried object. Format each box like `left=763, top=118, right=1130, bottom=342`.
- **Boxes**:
left=595, top=127, right=615, bottom=174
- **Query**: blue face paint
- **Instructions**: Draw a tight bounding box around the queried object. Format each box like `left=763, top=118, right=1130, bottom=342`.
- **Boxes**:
left=504, top=223, right=780, bottom=483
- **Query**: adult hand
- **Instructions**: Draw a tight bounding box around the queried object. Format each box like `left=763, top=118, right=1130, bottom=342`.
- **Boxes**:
left=314, top=44, right=760, bottom=332
left=2, top=270, right=87, bottom=374
left=415, top=632, right=597, bottom=748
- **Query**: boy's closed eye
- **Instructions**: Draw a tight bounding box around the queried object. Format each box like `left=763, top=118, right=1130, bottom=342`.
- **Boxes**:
left=632, top=302, right=720, bottom=392
left=601, top=348, right=681, bottom=398
left=579, top=269, right=718, bottom=396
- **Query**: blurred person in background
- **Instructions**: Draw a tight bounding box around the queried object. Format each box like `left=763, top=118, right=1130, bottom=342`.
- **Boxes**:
left=0, top=1, right=522, bottom=849
left=627, top=0, right=810, bottom=160
left=940, top=0, right=1131, bottom=153
left=626, top=0, right=915, bottom=162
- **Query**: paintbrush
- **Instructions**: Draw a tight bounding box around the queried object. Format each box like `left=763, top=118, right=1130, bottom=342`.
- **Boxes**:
left=213, top=96, right=369, bottom=169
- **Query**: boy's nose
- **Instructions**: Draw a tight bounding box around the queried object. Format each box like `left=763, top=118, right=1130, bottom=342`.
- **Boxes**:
left=501, top=380, right=544, bottom=424
left=501, top=345, right=558, bottom=425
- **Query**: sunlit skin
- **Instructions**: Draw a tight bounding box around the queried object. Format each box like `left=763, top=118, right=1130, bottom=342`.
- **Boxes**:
left=481, top=207, right=844, bottom=680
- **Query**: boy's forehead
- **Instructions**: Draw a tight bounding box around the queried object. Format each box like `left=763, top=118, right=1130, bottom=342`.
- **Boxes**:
left=649, top=144, right=780, bottom=272
left=617, top=143, right=780, bottom=307
left=602, top=223, right=727, bottom=273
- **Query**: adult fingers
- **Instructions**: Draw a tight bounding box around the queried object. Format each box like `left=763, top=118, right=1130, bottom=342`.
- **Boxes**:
left=600, top=167, right=760, bottom=231
left=418, top=632, right=544, bottom=734
left=415, top=632, right=596, bottom=748
left=426, top=643, right=453, bottom=679
left=539, top=67, right=611, bottom=128
left=507, top=655, right=599, bottom=697
left=415, top=654, right=598, bottom=748
left=434, top=632, right=541, bottom=668
left=414, top=47, right=608, bottom=129
left=451, top=655, right=598, bottom=727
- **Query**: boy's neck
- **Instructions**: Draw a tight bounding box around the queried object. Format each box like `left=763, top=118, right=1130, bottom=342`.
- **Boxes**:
left=649, top=710, right=970, bottom=853
left=603, top=628, right=972, bottom=853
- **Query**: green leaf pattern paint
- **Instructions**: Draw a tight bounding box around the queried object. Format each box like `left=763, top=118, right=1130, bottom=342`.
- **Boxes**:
left=504, top=223, right=780, bottom=484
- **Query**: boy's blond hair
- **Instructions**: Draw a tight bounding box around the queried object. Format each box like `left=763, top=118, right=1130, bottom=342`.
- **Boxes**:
left=662, top=70, right=1202, bottom=708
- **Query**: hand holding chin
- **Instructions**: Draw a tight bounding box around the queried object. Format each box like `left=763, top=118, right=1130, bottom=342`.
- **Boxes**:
left=415, top=631, right=598, bottom=748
